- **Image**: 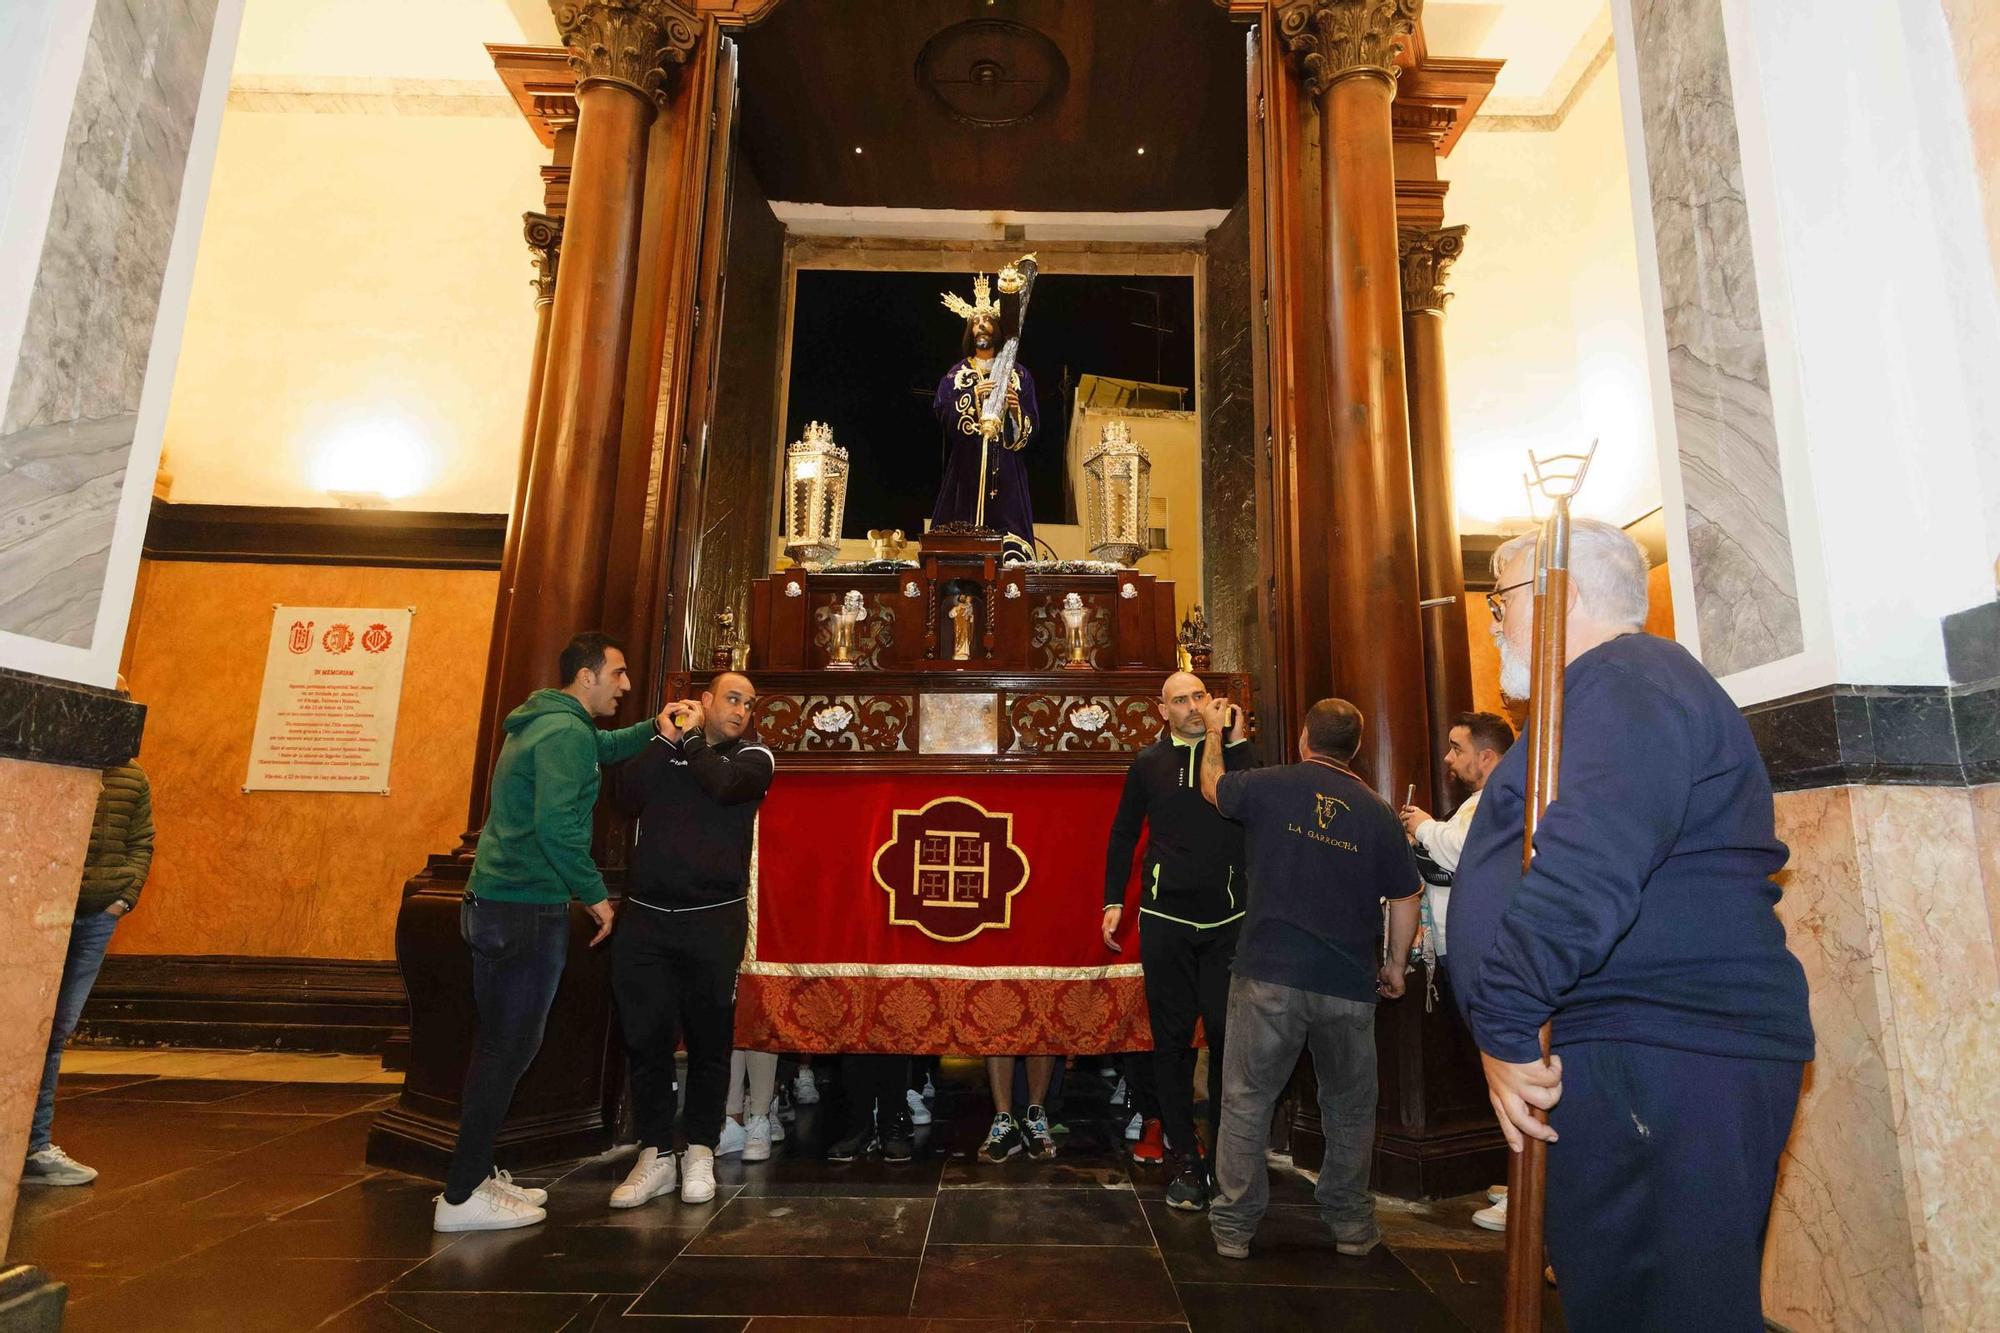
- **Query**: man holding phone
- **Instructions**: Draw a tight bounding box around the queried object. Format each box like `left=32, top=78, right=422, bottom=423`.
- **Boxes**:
left=1101, top=672, right=1259, bottom=1210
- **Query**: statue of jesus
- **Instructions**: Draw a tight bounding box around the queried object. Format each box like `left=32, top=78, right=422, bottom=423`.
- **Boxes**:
left=933, top=271, right=1038, bottom=555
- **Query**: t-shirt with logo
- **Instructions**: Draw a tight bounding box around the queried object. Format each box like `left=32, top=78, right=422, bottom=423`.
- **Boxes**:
left=1215, top=759, right=1421, bottom=1003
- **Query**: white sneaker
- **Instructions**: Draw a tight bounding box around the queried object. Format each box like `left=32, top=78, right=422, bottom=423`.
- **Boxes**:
left=768, top=1113, right=786, bottom=1143
left=774, top=1089, right=796, bottom=1123
left=1124, top=1111, right=1145, bottom=1142
left=1473, top=1195, right=1509, bottom=1232
left=794, top=1069, right=820, bottom=1104
left=1486, top=1184, right=1507, bottom=1204
left=1111, top=1077, right=1129, bottom=1106
left=490, top=1169, right=547, bottom=1207
left=22, top=1145, right=97, bottom=1187
left=922, top=1072, right=936, bottom=1098
left=717, top=1118, right=747, bottom=1157
left=434, top=1178, right=545, bottom=1232
left=681, top=1145, right=717, bottom=1204
left=743, top=1115, right=774, bottom=1162
left=609, top=1147, right=679, bottom=1209
left=906, top=1088, right=933, bottom=1126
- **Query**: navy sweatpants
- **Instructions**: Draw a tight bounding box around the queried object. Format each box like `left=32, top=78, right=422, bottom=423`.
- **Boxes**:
left=1544, top=1041, right=1802, bottom=1333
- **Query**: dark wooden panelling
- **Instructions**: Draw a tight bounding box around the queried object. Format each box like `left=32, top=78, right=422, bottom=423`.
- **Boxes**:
left=75, top=955, right=407, bottom=1057
left=142, top=502, right=506, bottom=570
left=1201, top=194, right=1261, bottom=685
left=736, top=0, right=1247, bottom=211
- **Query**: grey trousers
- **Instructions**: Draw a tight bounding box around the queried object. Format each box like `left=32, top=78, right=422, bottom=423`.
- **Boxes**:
left=1209, top=975, right=1379, bottom=1249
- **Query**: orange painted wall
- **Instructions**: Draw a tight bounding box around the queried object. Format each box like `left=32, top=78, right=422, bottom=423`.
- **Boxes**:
left=115, top=560, right=497, bottom=960
left=1463, top=559, right=1677, bottom=723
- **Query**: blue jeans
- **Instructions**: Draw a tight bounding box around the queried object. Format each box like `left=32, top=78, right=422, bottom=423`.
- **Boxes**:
left=1209, top=975, right=1379, bottom=1249
left=443, top=897, right=571, bottom=1202
left=31, top=909, right=121, bottom=1154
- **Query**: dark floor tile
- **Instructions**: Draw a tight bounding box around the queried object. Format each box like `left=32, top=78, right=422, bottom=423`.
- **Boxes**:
left=205, top=1082, right=400, bottom=1117
left=321, top=1290, right=662, bottom=1332
left=938, top=1154, right=1134, bottom=1192
left=53, top=1074, right=159, bottom=1100
left=743, top=1320, right=1024, bottom=1331
left=1402, top=1259, right=1567, bottom=1333
left=65, top=1255, right=412, bottom=1333
left=1146, top=1202, right=1419, bottom=1290
left=48, top=1098, right=326, bottom=1153
left=1177, top=1282, right=1463, bottom=1333
left=392, top=1219, right=693, bottom=1294
left=928, top=1187, right=1151, bottom=1247
left=1127, top=1160, right=1318, bottom=1208
left=912, top=1245, right=1182, bottom=1322
left=728, top=1152, right=947, bottom=1199
left=221, top=1175, right=461, bottom=1259
left=85, top=1077, right=274, bottom=1104
left=630, top=1255, right=920, bottom=1317
left=223, top=1107, right=383, bottom=1176
left=687, top=1195, right=932, bottom=1258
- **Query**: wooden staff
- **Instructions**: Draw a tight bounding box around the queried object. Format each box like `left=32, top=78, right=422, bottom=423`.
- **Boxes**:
left=1503, top=439, right=1593, bottom=1331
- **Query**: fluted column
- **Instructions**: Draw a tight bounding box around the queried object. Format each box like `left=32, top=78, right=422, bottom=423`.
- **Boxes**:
left=1399, top=222, right=1472, bottom=815
left=482, top=0, right=701, bottom=745
left=1277, top=0, right=1430, bottom=807
left=465, top=213, right=565, bottom=841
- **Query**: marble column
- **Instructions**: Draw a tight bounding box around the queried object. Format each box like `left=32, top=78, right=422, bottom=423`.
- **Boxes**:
left=1278, top=0, right=1432, bottom=807
left=1399, top=223, right=1472, bottom=815
left=466, top=211, right=565, bottom=842
left=0, top=670, right=144, bottom=1256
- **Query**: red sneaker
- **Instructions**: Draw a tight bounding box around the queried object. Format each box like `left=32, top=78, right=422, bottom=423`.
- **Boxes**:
left=1131, top=1118, right=1166, bottom=1164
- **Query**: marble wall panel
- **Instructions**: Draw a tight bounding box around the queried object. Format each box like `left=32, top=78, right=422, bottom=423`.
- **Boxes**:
left=1628, top=0, right=1803, bottom=677
left=1849, top=785, right=2000, bottom=1329
left=1765, top=787, right=1921, bottom=1333
left=113, top=561, right=495, bottom=961
left=0, top=0, right=220, bottom=647
left=0, top=756, right=103, bottom=1256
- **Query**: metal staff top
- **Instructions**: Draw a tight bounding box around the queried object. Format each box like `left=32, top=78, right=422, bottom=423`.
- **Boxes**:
left=980, top=254, right=1039, bottom=443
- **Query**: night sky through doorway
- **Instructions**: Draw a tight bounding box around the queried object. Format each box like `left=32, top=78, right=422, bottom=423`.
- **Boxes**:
left=782, top=269, right=1195, bottom=543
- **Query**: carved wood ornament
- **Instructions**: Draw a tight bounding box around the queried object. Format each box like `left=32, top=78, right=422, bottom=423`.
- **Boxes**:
left=1275, top=0, right=1420, bottom=96
left=1398, top=223, right=1467, bottom=315
left=551, top=0, right=703, bottom=103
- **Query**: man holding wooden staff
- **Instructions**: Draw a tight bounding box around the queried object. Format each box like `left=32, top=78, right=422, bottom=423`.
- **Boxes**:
left=1447, top=519, right=1813, bottom=1330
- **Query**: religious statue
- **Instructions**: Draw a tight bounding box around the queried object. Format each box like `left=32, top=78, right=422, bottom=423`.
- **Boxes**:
left=948, top=595, right=975, bottom=660
left=1177, top=604, right=1212, bottom=672
left=828, top=589, right=866, bottom=669
left=1060, top=591, right=1091, bottom=670
left=711, top=607, right=740, bottom=671
left=933, top=263, right=1040, bottom=556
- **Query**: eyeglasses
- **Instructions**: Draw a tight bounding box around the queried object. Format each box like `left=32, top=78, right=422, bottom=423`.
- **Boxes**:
left=1485, top=578, right=1534, bottom=623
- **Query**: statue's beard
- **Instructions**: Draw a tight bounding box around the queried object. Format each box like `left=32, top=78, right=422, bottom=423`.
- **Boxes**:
left=974, top=335, right=993, bottom=352
left=1495, top=624, right=1532, bottom=701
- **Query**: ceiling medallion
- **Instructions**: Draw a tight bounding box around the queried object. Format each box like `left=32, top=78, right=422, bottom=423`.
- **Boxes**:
left=915, top=19, right=1069, bottom=129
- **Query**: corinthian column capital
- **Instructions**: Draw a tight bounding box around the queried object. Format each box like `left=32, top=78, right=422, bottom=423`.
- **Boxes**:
left=1398, top=223, right=1467, bottom=314
left=1276, top=0, right=1420, bottom=97
left=549, top=0, right=702, bottom=104
left=525, top=212, right=565, bottom=305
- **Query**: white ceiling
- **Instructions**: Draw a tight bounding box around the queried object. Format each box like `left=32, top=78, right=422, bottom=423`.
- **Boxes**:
left=1424, top=0, right=1610, bottom=111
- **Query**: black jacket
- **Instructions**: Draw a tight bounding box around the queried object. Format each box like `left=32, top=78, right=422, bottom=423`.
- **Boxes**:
left=1103, top=733, right=1261, bottom=927
left=613, top=731, right=775, bottom=909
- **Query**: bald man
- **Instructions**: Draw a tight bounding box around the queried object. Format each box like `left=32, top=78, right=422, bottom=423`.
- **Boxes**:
left=1101, top=672, right=1258, bottom=1211
left=608, top=672, right=774, bottom=1210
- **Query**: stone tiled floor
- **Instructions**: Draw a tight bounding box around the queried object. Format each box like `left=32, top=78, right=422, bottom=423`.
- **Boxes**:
left=8, top=1059, right=1562, bottom=1331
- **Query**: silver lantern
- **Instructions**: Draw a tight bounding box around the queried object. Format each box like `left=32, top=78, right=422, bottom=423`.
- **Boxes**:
left=1082, top=419, right=1151, bottom=566
left=783, top=421, right=849, bottom=568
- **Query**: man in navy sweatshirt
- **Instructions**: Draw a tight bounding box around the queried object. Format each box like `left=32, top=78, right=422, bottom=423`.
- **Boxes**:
left=1448, top=519, right=1812, bottom=1331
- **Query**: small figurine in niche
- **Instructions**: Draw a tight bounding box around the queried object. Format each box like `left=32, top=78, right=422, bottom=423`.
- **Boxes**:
left=1061, top=591, right=1091, bottom=669
left=948, top=595, right=975, bottom=660
left=711, top=607, right=739, bottom=671
left=829, top=589, right=867, bottom=669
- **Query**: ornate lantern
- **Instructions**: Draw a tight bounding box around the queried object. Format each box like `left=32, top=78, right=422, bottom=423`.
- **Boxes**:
left=1082, top=420, right=1151, bottom=567
left=783, top=421, right=849, bottom=568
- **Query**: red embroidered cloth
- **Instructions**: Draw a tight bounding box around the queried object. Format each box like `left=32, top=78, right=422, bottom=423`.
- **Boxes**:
left=735, top=771, right=1150, bottom=1054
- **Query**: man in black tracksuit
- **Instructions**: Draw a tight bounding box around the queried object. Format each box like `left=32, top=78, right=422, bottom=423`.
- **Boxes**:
left=608, top=672, right=774, bottom=1209
left=1102, top=671, right=1259, bottom=1210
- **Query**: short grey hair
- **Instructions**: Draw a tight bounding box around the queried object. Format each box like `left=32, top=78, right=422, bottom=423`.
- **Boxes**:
left=1492, top=518, right=1651, bottom=629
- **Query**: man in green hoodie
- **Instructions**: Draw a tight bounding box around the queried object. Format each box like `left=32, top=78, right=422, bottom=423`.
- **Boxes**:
left=433, top=631, right=674, bottom=1233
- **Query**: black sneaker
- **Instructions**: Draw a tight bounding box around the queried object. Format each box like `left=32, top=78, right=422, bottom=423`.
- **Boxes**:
left=1022, top=1104, right=1057, bottom=1158
left=1165, top=1156, right=1210, bottom=1211
left=880, top=1110, right=916, bottom=1163
left=981, top=1113, right=1025, bottom=1163
left=827, top=1127, right=877, bottom=1162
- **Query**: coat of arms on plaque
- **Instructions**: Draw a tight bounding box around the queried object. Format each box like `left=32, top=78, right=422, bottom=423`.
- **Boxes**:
left=873, top=796, right=1028, bottom=942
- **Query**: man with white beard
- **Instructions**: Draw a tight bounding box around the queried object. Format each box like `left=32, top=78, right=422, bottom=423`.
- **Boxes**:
left=1446, top=519, right=1812, bottom=1332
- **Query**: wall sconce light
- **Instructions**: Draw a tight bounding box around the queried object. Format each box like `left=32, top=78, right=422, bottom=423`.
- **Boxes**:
left=310, top=416, right=433, bottom=507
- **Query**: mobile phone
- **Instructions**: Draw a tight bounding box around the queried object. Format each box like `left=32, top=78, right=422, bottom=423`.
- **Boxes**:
left=1404, top=784, right=1415, bottom=808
